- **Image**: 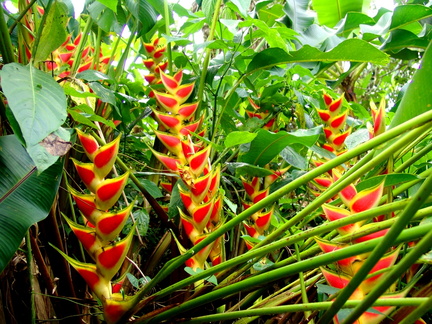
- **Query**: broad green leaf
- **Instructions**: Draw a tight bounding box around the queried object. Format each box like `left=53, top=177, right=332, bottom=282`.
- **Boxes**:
left=96, top=0, right=118, bottom=12
left=33, top=1, right=68, bottom=63
left=230, top=0, right=251, bottom=18
left=246, top=39, right=389, bottom=74
left=224, top=131, right=257, bottom=148
left=226, top=163, right=275, bottom=177
left=0, top=135, right=63, bottom=273
left=139, top=179, right=164, bottom=199
left=356, top=174, right=419, bottom=192
left=311, top=0, right=369, bottom=28
left=381, top=29, right=430, bottom=54
left=126, top=0, right=158, bottom=36
left=240, top=127, right=321, bottom=166
left=0, top=63, right=67, bottom=147
left=280, top=146, right=307, bottom=170
left=335, top=12, right=375, bottom=35
left=282, top=0, right=314, bottom=32
left=202, top=0, right=216, bottom=24
left=390, top=41, right=432, bottom=128
left=390, top=4, right=432, bottom=31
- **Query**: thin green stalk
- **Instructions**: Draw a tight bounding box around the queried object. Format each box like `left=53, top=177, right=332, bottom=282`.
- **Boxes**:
left=7, top=0, right=36, bottom=34
left=114, top=25, right=137, bottom=80
left=30, top=0, right=53, bottom=64
left=140, top=223, right=432, bottom=323
left=321, top=170, right=432, bottom=324
left=26, top=231, right=36, bottom=324
left=70, top=16, right=93, bottom=75
left=399, top=295, right=432, bottom=324
left=0, top=4, right=16, bottom=63
left=122, top=111, right=432, bottom=321
left=183, top=298, right=429, bottom=324
left=395, top=141, right=432, bottom=173
left=196, top=0, right=223, bottom=108
left=163, top=0, right=172, bottom=73
left=257, top=122, right=432, bottom=249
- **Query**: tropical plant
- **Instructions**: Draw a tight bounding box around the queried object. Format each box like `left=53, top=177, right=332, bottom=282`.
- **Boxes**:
left=1, top=0, right=432, bottom=323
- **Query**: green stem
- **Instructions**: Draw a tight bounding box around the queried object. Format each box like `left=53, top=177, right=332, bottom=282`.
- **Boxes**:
left=70, top=16, right=93, bottom=75
left=322, top=170, right=432, bottom=324
left=182, top=298, right=429, bottom=324
left=8, top=0, right=37, bottom=34
left=141, top=223, right=432, bottom=323
left=196, top=0, right=223, bottom=110
left=31, top=0, right=53, bottom=64
left=0, top=4, right=16, bottom=63
left=26, top=231, right=36, bottom=324
left=395, top=141, right=432, bottom=173
left=399, top=295, right=432, bottom=324
left=163, top=0, right=172, bottom=73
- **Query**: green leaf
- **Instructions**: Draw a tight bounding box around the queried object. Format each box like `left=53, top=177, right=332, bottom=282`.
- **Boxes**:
left=280, top=146, right=307, bottom=170
left=390, top=4, right=432, bottom=31
left=184, top=267, right=218, bottom=285
left=240, top=127, right=321, bottom=166
left=224, top=131, right=257, bottom=148
left=33, top=1, right=69, bottom=63
left=389, top=41, right=432, bottom=128
left=76, top=70, right=113, bottom=82
left=139, top=179, right=163, bottom=198
left=246, top=39, right=389, bottom=74
left=311, top=0, right=368, bottom=28
left=202, top=0, right=216, bottom=24
left=126, top=0, right=158, bottom=36
left=0, top=63, right=67, bottom=147
left=282, top=0, right=314, bottom=32
left=96, top=0, right=118, bottom=12
left=356, top=174, right=419, bottom=192
left=226, top=163, right=275, bottom=177
left=230, top=0, right=251, bottom=18
left=0, top=135, right=63, bottom=273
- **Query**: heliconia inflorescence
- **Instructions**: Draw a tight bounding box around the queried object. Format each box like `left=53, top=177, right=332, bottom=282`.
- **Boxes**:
left=143, top=37, right=168, bottom=98
left=143, top=59, right=225, bottom=271
left=316, top=173, right=405, bottom=324
left=56, top=130, right=136, bottom=324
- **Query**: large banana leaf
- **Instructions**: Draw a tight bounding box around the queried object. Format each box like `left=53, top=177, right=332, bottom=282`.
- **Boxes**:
left=312, top=0, right=369, bottom=28
left=0, top=135, right=63, bottom=274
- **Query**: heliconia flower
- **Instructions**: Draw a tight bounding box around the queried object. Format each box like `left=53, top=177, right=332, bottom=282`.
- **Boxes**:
left=264, top=167, right=290, bottom=188
left=95, top=172, right=129, bottom=211
left=71, top=159, right=100, bottom=193
left=349, top=181, right=384, bottom=214
left=246, top=98, right=276, bottom=130
left=322, top=204, right=363, bottom=236
left=96, top=204, right=134, bottom=242
left=332, top=169, right=357, bottom=207
left=368, top=98, right=386, bottom=139
left=68, top=186, right=102, bottom=225
left=103, top=295, right=136, bottom=324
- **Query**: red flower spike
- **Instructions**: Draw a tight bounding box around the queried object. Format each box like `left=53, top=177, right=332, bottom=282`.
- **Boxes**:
left=315, top=237, right=362, bottom=275
left=154, top=91, right=179, bottom=111
left=180, top=211, right=200, bottom=243
left=252, top=208, right=273, bottom=234
left=323, top=93, right=333, bottom=106
left=317, top=109, right=331, bottom=122
left=179, top=120, right=201, bottom=136
left=332, top=169, right=357, bottom=207
left=370, top=99, right=386, bottom=137
left=173, top=70, right=183, bottom=83
left=72, top=159, right=100, bottom=193
left=330, top=111, right=348, bottom=130
left=153, top=110, right=181, bottom=130
left=152, top=150, right=181, bottom=171
left=154, top=130, right=183, bottom=158
left=193, top=235, right=216, bottom=269
left=244, top=222, right=259, bottom=238
left=96, top=204, right=134, bottom=242
left=354, top=228, right=389, bottom=243
left=361, top=248, right=399, bottom=294
left=252, top=187, right=269, bottom=204
left=209, top=193, right=223, bottom=224
left=264, top=167, right=290, bottom=188
left=96, top=226, right=135, bottom=280
left=93, top=134, right=121, bottom=179
left=76, top=129, right=99, bottom=161
left=178, top=102, right=199, bottom=118
left=323, top=127, right=333, bottom=139
left=143, top=59, right=155, bottom=70
left=322, top=204, right=361, bottom=235
left=314, top=176, right=333, bottom=188
left=322, top=144, right=335, bottom=153
left=63, top=215, right=100, bottom=256
left=54, top=247, right=111, bottom=300
left=208, top=165, right=221, bottom=198
left=160, top=71, right=180, bottom=93
left=160, top=181, right=173, bottom=193
left=349, top=181, right=384, bottom=214
left=190, top=172, right=212, bottom=204
left=95, top=173, right=129, bottom=211
left=329, top=97, right=343, bottom=113
left=191, top=200, right=214, bottom=232
left=68, top=187, right=102, bottom=224
left=332, top=128, right=351, bottom=147
left=321, top=267, right=364, bottom=300
left=179, top=189, right=196, bottom=213
left=188, top=145, right=211, bottom=176
left=176, top=83, right=195, bottom=101
left=103, top=296, right=135, bottom=324
left=78, top=61, right=92, bottom=72
left=145, top=75, right=156, bottom=84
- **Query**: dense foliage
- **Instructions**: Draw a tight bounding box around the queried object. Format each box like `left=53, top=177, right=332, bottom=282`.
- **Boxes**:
left=1, top=0, right=432, bottom=323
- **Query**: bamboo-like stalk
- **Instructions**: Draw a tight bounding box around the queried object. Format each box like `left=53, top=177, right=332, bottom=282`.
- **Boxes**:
left=181, top=298, right=429, bottom=323
left=321, top=170, right=432, bottom=324
left=395, top=141, right=432, bottom=173
left=25, top=231, right=36, bottom=324
left=0, top=3, right=16, bottom=63
left=399, top=295, right=432, bottom=324
left=139, top=223, right=432, bottom=323
left=163, top=0, right=172, bottom=73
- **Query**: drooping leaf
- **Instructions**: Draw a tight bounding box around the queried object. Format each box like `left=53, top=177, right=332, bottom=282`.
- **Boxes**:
left=389, top=41, right=432, bottom=128
left=356, top=174, right=419, bottom=192
left=227, top=162, right=275, bottom=177
left=0, top=135, right=63, bottom=273
left=0, top=63, right=67, bottom=147
left=311, top=0, right=368, bottom=28
left=125, top=0, right=159, bottom=37
left=224, top=131, right=258, bottom=148
left=246, top=39, right=389, bottom=74
left=96, top=0, right=118, bottom=12
left=240, top=127, right=321, bottom=166
left=33, top=1, right=69, bottom=63
left=282, top=0, right=314, bottom=32
left=390, top=4, right=432, bottom=31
